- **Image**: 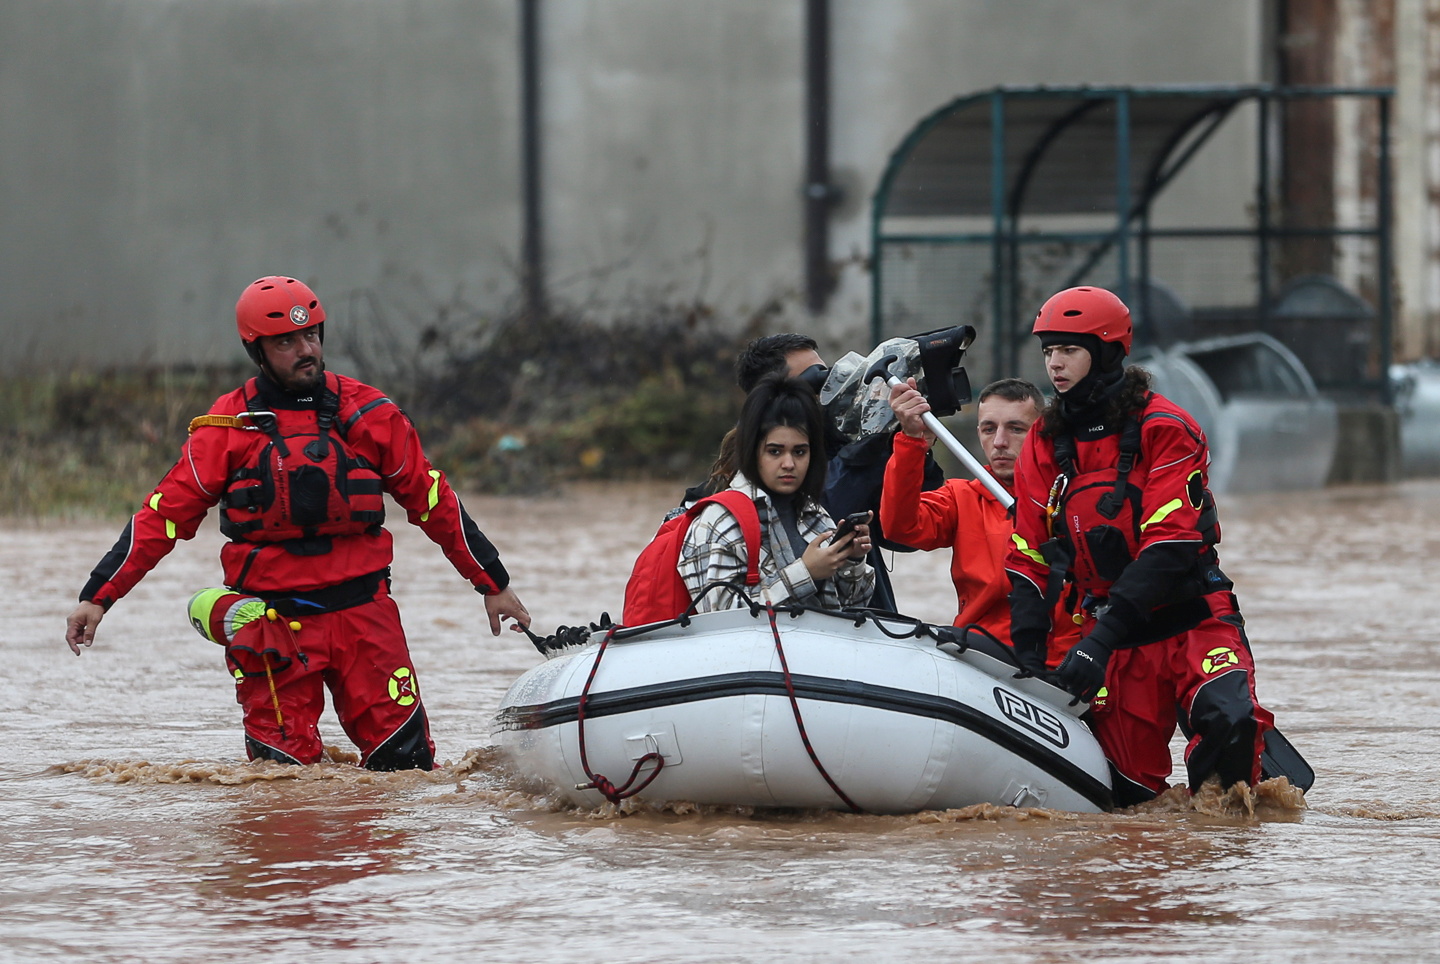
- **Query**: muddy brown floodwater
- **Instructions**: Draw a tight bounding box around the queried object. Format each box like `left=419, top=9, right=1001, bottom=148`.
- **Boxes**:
left=3, top=479, right=1439, bottom=962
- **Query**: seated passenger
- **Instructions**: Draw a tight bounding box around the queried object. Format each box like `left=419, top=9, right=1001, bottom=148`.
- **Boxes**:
left=677, top=332, right=944, bottom=613
left=679, top=373, right=876, bottom=613
left=881, top=377, right=1079, bottom=668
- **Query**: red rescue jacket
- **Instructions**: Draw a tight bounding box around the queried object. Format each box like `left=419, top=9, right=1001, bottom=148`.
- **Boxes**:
left=1007, top=390, right=1226, bottom=638
left=80, top=371, right=507, bottom=606
left=213, top=382, right=387, bottom=551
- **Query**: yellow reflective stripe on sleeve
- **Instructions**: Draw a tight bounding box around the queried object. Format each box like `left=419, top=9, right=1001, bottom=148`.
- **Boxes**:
left=147, top=492, right=176, bottom=539
left=419, top=469, right=442, bottom=522
left=1011, top=532, right=1047, bottom=566
left=1140, top=498, right=1184, bottom=532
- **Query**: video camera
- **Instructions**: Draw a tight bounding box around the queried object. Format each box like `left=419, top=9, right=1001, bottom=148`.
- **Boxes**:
left=818, top=325, right=976, bottom=441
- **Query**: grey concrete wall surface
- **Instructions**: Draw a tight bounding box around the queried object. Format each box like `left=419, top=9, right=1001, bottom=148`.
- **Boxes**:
left=1, top=0, right=521, bottom=371
left=1, top=0, right=1265, bottom=373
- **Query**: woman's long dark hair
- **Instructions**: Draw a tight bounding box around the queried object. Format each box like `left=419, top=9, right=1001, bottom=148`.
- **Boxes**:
left=736, top=372, right=827, bottom=501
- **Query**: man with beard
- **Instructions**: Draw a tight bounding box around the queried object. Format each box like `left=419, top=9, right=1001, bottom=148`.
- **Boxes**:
left=65, top=275, right=530, bottom=770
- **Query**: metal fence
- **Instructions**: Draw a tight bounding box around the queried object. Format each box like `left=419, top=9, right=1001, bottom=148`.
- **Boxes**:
left=871, top=86, right=1394, bottom=402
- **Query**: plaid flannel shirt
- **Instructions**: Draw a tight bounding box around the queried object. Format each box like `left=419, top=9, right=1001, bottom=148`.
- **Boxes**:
left=679, top=472, right=875, bottom=613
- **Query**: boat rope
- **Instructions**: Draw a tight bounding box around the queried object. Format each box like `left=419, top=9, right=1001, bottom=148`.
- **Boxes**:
left=572, top=624, right=666, bottom=805
left=765, top=601, right=863, bottom=814
left=856, top=611, right=933, bottom=640
left=677, top=581, right=757, bottom=626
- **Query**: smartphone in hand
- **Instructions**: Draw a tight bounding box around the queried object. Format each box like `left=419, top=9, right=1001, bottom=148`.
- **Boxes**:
left=828, top=511, right=871, bottom=546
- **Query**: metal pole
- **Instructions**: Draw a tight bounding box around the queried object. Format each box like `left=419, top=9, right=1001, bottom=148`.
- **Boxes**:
left=1114, top=90, right=1132, bottom=302
left=519, top=0, right=545, bottom=319
left=1377, top=93, right=1394, bottom=404
left=881, top=373, right=1014, bottom=508
left=990, top=91, right=1007, bottom=379
left=804, top=0, right=834, bottom=314
left=1257, top=92, right=1272, bottom=335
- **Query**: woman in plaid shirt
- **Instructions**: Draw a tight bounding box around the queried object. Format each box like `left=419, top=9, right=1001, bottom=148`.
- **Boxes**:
left=679, top=373, right=876, bottom=613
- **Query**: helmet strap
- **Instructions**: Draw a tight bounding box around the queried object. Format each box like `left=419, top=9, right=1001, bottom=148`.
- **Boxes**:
left=244, top=339, right=267, bottom=370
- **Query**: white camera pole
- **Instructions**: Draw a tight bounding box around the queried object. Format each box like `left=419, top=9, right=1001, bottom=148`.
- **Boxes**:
left=866, top=359, right=1015, bottom=509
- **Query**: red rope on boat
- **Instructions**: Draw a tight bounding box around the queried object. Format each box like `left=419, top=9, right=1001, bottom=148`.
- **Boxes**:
left=574, top=625, right=665, bottom=804
left=766, top=602, right=863, bottom=813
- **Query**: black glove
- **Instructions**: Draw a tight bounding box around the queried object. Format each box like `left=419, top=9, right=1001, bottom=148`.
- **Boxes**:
left=1010, top=631, right=1049, bottom=678
left=1053, top=628, right=1117, bottom=704
left=1007, top=577, right=1052, bottom=678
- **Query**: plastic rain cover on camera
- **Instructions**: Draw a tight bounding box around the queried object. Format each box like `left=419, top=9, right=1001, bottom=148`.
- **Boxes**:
left=818, top=337, right=923, bottom=442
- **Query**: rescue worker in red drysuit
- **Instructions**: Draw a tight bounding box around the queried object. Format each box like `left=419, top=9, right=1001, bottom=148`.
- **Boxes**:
left=64, top=275, right=531, bottom=771
left=880, top=377, right=1078, bottom=668
left=1005, top=286, right=1275, bottom=807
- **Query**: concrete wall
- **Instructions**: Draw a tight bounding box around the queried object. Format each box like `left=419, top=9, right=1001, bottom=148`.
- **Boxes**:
left=1, top=0, right=1268, bottom=372
left=0, top=0, right=521, bottom=371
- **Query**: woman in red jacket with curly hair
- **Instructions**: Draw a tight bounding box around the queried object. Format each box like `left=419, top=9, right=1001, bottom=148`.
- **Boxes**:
left=1005, top=286, right=1275, bottom=807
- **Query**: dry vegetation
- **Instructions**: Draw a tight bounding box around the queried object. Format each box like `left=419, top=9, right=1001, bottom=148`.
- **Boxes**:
left=1, top=304, right=754, bottom=517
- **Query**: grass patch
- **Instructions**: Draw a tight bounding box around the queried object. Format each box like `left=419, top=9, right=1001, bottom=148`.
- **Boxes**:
left=410, top=308, right=745, bottom=494
left=0, top=365, right=250, bottom=518
left=2, top=306, right=751, bottom=517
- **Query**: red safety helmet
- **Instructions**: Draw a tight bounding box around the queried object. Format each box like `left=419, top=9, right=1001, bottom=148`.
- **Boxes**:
left=235, top=276, right=326, bottom=344
left=1032, top=286, right=1132, bottom=355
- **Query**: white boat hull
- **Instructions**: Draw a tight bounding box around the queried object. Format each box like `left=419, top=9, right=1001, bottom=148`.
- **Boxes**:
left=492, top=608, right=1113, bottom=814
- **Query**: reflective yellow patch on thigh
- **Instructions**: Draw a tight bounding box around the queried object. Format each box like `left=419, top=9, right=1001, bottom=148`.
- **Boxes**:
left=1202, top=647, right=1238, bottom=675
left=388, top=666, right=419, bottom=706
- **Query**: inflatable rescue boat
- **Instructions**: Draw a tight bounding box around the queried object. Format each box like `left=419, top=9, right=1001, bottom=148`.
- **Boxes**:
left=492, top=606, right=1114, bottom=814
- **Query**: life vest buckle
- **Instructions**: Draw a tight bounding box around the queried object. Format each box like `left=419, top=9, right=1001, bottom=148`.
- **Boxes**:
left=238, top=410, right=278, bottom=431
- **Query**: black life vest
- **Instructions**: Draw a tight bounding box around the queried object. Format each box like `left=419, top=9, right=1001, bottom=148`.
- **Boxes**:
left=218, top=383, right=389, bottom=555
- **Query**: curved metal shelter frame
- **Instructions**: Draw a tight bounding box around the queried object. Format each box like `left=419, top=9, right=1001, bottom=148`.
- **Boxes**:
left=870, top=85, right=1394, bottom=399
